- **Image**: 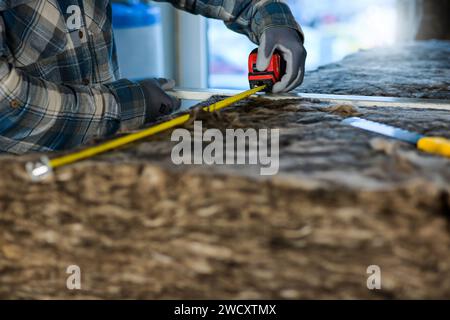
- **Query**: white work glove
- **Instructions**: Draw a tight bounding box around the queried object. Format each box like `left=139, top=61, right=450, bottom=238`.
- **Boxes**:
left=256, top=27, right=307, bottom=93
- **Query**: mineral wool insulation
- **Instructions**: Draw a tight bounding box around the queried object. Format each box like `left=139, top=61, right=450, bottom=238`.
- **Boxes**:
left=0, top=96, right=449, bottom=299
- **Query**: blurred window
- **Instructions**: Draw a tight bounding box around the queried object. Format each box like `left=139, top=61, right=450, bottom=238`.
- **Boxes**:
left=207, top=0, right=397, bottom=89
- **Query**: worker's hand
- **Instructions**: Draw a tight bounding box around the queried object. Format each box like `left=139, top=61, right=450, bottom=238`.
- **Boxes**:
left=138, top=78, right=181, bottom=122
left=256, top=27, right=307, bottom=93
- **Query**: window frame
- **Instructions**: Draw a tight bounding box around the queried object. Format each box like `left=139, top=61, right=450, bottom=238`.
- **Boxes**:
left=157, top=3, right=208, bottom=89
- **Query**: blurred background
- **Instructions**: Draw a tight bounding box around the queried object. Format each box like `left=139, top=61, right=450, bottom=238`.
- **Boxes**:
left=112, top=0, right=449, bottom=89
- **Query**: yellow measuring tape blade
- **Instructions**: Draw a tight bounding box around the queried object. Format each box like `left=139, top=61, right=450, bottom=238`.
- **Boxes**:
left=49, top=85, right=266, bottom=169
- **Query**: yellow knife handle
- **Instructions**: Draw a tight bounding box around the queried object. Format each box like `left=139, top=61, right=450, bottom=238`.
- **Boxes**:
left=417, top=137, right=450, bottom=158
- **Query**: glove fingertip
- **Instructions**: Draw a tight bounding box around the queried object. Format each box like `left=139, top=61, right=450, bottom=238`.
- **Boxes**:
left=272, top=80, right=289, bottom=93
left=158, top=78, right=176, bottom=91
left=255, top=43, right=271, bottom=71
left=167, top=79, right=177, bottom=90
left=256, top=55, right=270, bottom=72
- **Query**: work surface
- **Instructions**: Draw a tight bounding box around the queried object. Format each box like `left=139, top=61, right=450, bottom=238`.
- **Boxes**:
left=299, top=41, right=450, bottom=99
left=0, top=96, right=449, bottom=299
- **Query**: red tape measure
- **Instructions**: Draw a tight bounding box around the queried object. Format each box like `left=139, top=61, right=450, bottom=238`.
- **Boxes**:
left=248, top=48, right=286, bottom=92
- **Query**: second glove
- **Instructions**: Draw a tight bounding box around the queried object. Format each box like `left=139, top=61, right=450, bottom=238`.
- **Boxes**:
left=138, top=78, right=181, bottom=122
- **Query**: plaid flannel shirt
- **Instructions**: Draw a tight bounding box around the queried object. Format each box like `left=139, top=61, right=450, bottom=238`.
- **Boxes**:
left=0, top=0, right=302, bottom=154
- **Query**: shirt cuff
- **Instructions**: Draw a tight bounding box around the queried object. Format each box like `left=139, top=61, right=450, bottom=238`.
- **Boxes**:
left=252, top=1, right=304, bottom=43
left=106, top=79, right=146, bottom=131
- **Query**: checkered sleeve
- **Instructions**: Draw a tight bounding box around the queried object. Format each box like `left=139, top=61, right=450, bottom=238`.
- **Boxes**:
left=0, top=1, right=33, bottom=10
left=0, top=60, right=146, bottom=153
left=153, top=0, right=303, bottom=43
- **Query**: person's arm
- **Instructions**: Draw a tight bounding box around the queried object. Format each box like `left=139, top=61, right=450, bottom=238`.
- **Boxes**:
left=0, top=4, right=182, bottom=154
left=0, top=57, right=148, bottom=153
left=153, top=0, right=303, bottom=43
left=153, top=0, right=306, bottom=92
